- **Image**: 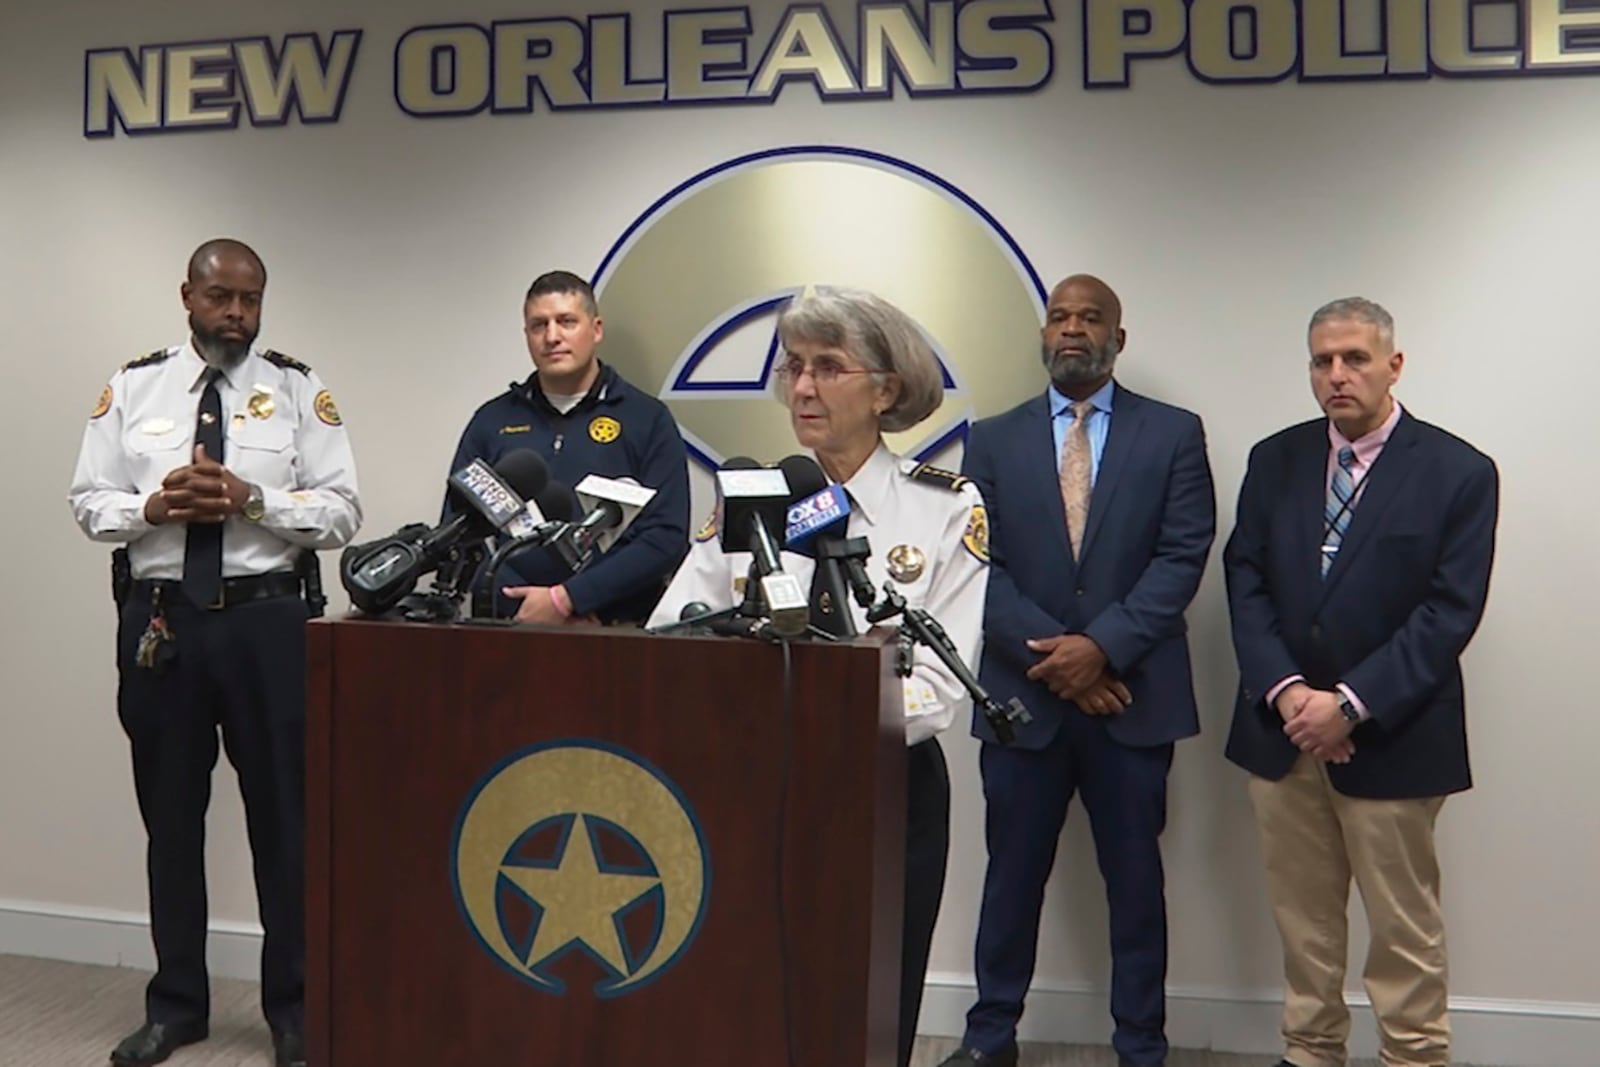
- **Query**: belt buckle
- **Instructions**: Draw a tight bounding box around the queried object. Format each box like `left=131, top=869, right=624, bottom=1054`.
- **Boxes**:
left=207, top=583, right=227, bottom=611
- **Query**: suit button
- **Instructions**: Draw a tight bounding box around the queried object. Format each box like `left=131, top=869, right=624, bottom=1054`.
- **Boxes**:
left=1310, top=624, right=1322, bottom=641
left=1075, top=588, right=1085, bottom=597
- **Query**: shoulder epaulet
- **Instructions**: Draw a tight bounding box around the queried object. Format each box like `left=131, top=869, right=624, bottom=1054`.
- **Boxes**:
left=907, top=461, right=971, bottom=492
left=262, top=349, right=312, bottom=376
left=121, top=349, right=172, bottom=371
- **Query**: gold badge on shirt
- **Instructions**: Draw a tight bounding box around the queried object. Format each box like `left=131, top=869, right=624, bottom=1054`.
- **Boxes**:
left=247, top=387, right=275, bottom=420
left=887, top=544, right=926, bottom=584
left=90, top=385, right=112, bottom=420
left=589, top=416, right=621, bottom=444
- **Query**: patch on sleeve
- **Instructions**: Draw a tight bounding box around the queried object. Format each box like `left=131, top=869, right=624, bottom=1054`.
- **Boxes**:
left=962, top=504, right=990, bottom=563
left=314, top=390, right=342, bottom=426
left=90, top=384, right=113, bottom=419
left=694, top=508, right=719, bottom=543
left=910, top=461, right=970, bottom=492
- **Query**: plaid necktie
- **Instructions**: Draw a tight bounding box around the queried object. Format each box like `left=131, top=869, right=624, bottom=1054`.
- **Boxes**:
left=182, top=369, right=225, bottom=607
left=1321, top=445, right=1357, bottom=579
left=1058, top=399, right=1094, bottom=558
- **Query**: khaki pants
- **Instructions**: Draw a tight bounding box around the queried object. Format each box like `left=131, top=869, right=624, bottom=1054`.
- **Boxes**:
left=1248, top=754, right=1449, bottom=1067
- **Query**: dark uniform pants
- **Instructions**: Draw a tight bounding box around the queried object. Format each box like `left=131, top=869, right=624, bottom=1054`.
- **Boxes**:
left=116, top=588, right=308, bottom=1031
left=901, top=737, right=952, bottom=1067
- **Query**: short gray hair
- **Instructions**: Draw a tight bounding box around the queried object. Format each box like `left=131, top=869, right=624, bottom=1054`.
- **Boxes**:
left=1309, top=297, right=1395, bottom=346
left=774, top=286, right=944, bottom=433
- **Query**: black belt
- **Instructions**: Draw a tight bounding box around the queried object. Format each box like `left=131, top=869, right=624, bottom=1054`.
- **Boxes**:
left=132, top=571, right=301, bottom=610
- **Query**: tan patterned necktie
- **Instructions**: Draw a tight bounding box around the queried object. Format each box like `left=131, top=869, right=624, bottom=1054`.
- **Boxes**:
left=1059, top=399, right=1094, bottom=557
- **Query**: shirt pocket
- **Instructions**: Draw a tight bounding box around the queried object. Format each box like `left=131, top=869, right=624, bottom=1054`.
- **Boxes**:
left=226, top=419, right=295, bottom=485
left=126, top=423, right=189, bottom=477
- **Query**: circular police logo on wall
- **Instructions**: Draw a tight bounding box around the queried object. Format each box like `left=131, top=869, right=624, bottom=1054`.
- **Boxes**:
left=451, top=740, right=710, bottom=997
left=594, top=146, right=1047, bottom=468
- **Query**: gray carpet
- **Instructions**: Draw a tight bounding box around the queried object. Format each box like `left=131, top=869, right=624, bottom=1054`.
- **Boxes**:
left=0, top=953, right=1404, bottom=1066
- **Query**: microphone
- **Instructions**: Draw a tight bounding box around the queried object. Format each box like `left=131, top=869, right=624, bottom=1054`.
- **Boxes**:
left=714, top=456, right=808, bottom=637
left=340, top=450, right=548, bottom=616
left=675, top=600, right=778, bottom=640
left=550, top=474, right=658, bottom=571
left=779, top=455, right=875, bottom=637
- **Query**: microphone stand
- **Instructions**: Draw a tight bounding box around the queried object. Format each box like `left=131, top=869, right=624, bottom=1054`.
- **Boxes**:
left=645, top=560, right=839, bottom=642
left=865, top=581, right=1031, bottom=745
left=469, top=523, right=570, bottom=619
left=397, top=543, right=485, bottom=623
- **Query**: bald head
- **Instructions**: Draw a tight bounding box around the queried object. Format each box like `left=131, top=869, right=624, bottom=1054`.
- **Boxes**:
left=1050, top=274, right=1122, bottom=330
left=187, top=238, right=266, bottom=287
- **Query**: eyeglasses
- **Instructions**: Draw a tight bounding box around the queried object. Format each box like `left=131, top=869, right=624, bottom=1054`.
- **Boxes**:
left=773, top=355, right=881, bottom=386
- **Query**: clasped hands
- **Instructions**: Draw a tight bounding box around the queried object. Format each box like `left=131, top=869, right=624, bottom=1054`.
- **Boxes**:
left=1024, top=633, right=1130, bottom=715
left=1274, top=681, right=1356, bottom=764
left=145, top=445, right=248, bottom=524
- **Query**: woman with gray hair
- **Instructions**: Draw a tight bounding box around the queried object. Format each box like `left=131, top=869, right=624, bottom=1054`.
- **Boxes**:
left=649, top=285, right=990, bottom=1067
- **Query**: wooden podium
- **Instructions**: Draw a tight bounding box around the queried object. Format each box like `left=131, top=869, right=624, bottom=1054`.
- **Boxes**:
left=305, top=617, right=907, bottom=1066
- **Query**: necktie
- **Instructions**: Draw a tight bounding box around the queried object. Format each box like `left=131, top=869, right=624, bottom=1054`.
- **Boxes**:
left=182, top=369, right=225, bottom=607
left=1321, top=445, right=1357, bottom=579
left=1058, top=399, right=1094, bottom=558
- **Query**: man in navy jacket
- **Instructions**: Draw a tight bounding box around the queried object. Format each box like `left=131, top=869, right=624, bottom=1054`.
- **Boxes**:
left=447, top=271, right=689, bottom=625
left=945, top=275, right=1215, bottom=1067
left=1224, top=298, right=1497, bottom=1067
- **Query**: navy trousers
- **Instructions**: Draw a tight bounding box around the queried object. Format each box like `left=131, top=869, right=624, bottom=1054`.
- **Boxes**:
left=964, top=712, right=1174, bottom=1066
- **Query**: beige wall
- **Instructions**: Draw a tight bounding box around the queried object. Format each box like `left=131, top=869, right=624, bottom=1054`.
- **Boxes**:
left=2, top=0, right=1595, bottom=1050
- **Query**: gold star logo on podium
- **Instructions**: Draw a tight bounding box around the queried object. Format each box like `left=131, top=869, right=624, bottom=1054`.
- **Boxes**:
left=500, top=815, right=661, bottom=976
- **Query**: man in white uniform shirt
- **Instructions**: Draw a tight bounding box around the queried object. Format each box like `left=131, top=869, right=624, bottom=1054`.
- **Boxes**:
left=69, top=239, right=361, bottom=1067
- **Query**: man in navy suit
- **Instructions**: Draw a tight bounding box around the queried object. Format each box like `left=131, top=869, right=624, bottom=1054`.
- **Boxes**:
left=1224, top=298, right=1497, bottom=1067
left=943, top=275, right=1216, bottom=1067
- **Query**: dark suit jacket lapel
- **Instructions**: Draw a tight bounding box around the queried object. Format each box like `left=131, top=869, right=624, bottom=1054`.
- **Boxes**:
left=1021, top=392, right=1075, bottom=566
left=1319, top=412, right=1422, bottom=602
left=1078, top=383, right=1144, bottom=564
left=1293, top=426, right=1329, bottom=593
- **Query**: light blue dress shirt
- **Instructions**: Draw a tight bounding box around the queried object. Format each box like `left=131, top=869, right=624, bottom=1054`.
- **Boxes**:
left=1049, top=378, right=1116, bottom=485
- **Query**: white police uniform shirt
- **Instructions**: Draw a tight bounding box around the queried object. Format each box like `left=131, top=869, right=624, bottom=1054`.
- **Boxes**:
left=69, top=341, right=363, bottom=579
left=648, top=442, right=989, bottom=747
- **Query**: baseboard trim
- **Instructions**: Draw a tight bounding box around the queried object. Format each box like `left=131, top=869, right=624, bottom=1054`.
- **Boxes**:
left=918, top=972, right=1599, bottom=1067
left=0, top=897, right=262, bottom=980
left=2, top=902, right=1592, bottom=1066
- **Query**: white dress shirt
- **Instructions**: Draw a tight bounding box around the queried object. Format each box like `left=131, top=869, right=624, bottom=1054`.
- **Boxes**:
left=69, top=341, right=363, bottom=579
left=648, top=442, right=989, bottom=746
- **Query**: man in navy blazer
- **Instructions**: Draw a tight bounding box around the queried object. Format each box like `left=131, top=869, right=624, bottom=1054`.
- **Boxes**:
left=943, top=276, right=1215, bottom=1067
left=1224, top=298, right=1497, bottom=1067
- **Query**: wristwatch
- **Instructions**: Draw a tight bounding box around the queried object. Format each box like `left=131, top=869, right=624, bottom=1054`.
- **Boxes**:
left=1338, top=695, right=1361, bottom=724
left=242, top=482, right=266, bottom=522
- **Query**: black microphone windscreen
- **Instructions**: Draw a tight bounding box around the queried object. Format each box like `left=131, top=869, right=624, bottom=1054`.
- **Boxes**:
left=493, top=449, right=549, bottom=500
left=777, top=454, right=829, bottom=502
left=721, top=455, right=762, bottom=470
left=535, top=481, right=580, bottom=522
left=595, top=498, right=625, bottom=529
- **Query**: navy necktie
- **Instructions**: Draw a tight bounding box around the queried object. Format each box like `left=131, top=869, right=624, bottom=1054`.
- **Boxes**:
left=182, top=370, right=225, bottom=607
left=1321, top=445, right=1357, bottom=579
